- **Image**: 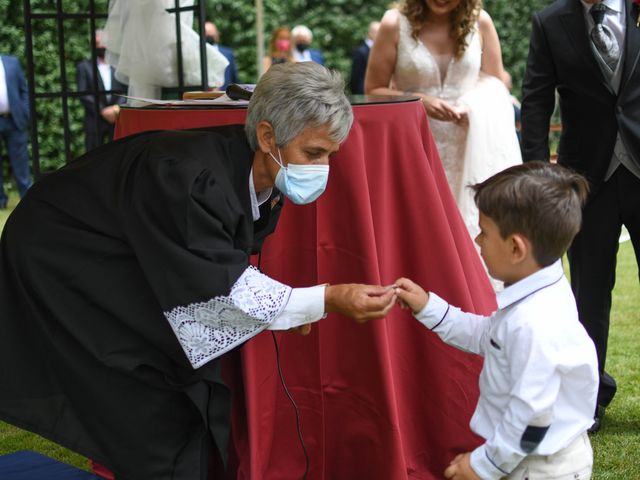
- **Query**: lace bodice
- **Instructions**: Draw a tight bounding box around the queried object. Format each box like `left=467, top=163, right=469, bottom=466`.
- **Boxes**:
left=393, top=12, right=481, bottom=102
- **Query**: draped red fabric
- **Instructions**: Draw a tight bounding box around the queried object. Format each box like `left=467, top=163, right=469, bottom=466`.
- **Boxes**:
left=111, top=99, right=496, bottom=479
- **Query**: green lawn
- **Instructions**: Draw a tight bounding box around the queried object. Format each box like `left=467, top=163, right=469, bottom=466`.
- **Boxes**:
left=0, top=195, right=638, bottom=477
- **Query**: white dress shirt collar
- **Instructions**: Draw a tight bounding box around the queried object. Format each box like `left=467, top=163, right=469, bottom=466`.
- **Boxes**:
left=580, top=0, right=623, bottom=14
left=365, top=38, right=374, bottom=48
left=248, top=168, right=273, bottom=221
left=496, top=260, right=565, bottom=310
left=292, top=48, right=312, bottom=62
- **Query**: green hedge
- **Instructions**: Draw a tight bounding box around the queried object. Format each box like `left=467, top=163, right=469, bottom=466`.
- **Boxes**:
left=0, top=0, right=552, bottom=176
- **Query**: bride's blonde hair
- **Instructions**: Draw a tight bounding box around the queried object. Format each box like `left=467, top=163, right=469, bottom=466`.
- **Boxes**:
left=399, top=0, right=483, bottom=60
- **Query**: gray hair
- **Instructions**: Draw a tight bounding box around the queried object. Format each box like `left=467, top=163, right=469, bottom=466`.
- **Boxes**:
left=292, top=25, right=313, bottom=40
left=245, top=62, right=353, bottom=151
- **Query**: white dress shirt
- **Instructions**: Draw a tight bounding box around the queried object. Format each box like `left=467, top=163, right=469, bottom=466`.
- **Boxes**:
left=415, top=261, right=598, bottom=479
left=0, top=58, right=10, bottom=114
left=249, top=171, right=326, bottom=331
left=292, top=48, right=312, bottom=63
left=98, top=61, right=112, bottom=91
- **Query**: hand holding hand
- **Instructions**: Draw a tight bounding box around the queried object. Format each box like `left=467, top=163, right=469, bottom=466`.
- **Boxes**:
left=394, top=277, right=429, bottom=314
left=443, top=453, right=480, bottom=480
left=452, top=104, right=469, bottom=127
left=325, top=284, right=396, bottom=323
left=420, top=95, right=461, bottom=122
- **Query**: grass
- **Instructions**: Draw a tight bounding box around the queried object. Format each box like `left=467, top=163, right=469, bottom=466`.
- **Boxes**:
left=0, top=193, right=638, bottom=477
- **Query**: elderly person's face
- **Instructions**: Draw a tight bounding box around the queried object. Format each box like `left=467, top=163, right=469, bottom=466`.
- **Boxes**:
left=255, top=121, right=340, bottom=204
left=277, top=124, right=339, bottom=167
left=294, top=33, right=312, bottom=49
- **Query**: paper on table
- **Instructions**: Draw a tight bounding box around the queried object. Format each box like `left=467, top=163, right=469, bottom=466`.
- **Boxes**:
left=116, top=94, right=249, bottom=106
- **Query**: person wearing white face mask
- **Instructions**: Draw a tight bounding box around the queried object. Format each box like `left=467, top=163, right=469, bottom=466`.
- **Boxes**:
left=0, top=62, right=397, bottom=479
left=268, top=148, right=329, bottom=204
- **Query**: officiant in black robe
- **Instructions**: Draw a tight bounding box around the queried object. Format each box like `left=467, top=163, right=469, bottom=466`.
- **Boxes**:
left=0, top=62, right=396, bottom=480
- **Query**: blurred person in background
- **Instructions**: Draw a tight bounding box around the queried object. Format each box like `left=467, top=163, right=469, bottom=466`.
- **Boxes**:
left=263, top=26, right=294, bottom=73
left=350, top=21, right=380, bottom=94
left=0, top=53, right=31, bottom=209
left=291, top=25, right=325, bottom=65
left=205, top=21, right=240, bottom=90
left=76, top=29, right=127, bottom=152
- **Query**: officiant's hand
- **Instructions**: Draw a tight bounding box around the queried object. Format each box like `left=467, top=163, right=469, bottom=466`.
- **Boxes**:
left=290, top=324, right=312, bottom=336
left=324, top=284, right=396, bottom=323
left=444, top=452, right=480, bottom=480
left=394, top=277, right=429, bottom=314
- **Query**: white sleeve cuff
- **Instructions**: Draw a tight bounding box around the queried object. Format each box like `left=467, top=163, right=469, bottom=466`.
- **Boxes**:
left=470, top=445, right=509, bottom=480
left=164, top=266, right=291, bottom=369
left=414, top=292, right=450, bottom=330
left=267, top=285, right=327, bottom=330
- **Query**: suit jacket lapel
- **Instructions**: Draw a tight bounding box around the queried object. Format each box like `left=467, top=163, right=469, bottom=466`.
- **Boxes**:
left=560, top=0, right=616, bottom=94
left=620, top=0, right=640, bottom=91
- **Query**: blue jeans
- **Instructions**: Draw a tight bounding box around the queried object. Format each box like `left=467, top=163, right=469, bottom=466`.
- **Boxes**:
left=0, top=115, right=31, bottom=205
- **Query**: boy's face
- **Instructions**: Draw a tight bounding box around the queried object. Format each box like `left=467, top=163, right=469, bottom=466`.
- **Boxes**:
left=475, top=213, right=514, bottom=283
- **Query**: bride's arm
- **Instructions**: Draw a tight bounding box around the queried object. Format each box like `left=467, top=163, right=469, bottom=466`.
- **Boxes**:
left=365, top=9, right=401, bottom=96
left=478, top=10, right=506, bottom=81
left=366, top=10, right=460, bottom=122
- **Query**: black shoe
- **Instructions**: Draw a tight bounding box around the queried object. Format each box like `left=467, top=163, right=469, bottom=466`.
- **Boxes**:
left=0, top=201, right=6, bottom=210
left=588, top=405, right=606, bottom=434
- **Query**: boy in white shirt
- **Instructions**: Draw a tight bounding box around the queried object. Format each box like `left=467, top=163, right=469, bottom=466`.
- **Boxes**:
left=395, top=162, right=599, bottom=480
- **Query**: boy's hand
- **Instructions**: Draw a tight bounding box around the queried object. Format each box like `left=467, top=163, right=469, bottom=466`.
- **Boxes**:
left=394, top=277, right=429, bottom=314
left=443, top=452, right=480, bottom=480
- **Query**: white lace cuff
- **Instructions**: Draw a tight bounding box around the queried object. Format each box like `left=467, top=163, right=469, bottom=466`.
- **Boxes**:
left=164, top=266, right=292, bottom=368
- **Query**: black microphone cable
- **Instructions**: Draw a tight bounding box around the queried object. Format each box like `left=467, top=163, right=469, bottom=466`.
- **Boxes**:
left=257, top=252, right=310, bottom=479
left=271, top=331, right=310, bottom=480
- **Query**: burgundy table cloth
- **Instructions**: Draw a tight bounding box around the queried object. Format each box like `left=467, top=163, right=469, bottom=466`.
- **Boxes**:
left=110, top=99, right=496, bottom=479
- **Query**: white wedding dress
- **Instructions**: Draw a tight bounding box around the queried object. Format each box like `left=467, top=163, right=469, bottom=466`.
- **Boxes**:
left=393, top=11, right=522, bottom=244
left=102, top=0, right=228, bottom=102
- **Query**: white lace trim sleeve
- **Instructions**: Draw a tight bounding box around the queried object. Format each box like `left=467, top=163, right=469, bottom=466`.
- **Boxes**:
left=164, top=266, right=292, bottom=369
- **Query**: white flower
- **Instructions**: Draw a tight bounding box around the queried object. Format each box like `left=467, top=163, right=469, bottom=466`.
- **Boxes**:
left=178, top=322, right=210, bottom=356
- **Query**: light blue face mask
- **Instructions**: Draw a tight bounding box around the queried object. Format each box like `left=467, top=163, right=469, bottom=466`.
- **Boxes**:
left=269, top=149, right=329, bottom=204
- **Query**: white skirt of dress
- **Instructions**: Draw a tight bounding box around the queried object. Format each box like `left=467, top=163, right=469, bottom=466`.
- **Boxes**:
left=102, top=0, right=229, bottom=101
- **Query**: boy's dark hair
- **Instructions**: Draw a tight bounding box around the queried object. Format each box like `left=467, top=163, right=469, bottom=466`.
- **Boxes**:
left=472, top=161, right=589, bottom=267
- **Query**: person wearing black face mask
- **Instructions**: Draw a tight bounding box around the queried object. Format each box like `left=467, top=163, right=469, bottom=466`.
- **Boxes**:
left=204, top=21, right=240, bottom=90
left=291, top=25, right=325, bottom=65
left=76, top=29, right=127, bottom=152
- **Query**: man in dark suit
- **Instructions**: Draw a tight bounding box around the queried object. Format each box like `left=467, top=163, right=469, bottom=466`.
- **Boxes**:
left=205, top=21, right=240, bottom=90
left=0, top=54, right=31, bottom=209
left=350, top=21, right=380, bottom=94
left=521, top=0, right=640, bottom=431
left=292, top=25, right=325, bottom=66
left=76, top=30, right=127, bottom=152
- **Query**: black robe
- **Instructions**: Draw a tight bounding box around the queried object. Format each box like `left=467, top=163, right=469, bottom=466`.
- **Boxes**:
left=0, top=124, right=282, bottom=479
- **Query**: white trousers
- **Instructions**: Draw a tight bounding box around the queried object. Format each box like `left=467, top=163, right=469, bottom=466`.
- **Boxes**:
left=508, top=432, right=593, bottom=480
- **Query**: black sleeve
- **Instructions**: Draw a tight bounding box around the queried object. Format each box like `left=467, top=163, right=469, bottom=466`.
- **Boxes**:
left=521, top=13, right=558, bottom=162
left=121, top=145, right=251, bottom=312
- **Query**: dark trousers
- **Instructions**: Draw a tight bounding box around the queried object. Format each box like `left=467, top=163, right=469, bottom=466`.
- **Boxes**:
left=568, top=165, right=640, bottom=408
left=0, top=115, right=31, bottom=205
left=84, top=118, right=115, bottom=152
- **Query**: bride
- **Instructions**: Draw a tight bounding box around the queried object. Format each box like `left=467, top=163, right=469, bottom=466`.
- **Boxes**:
left=366, top=0, right=521, bottom=247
